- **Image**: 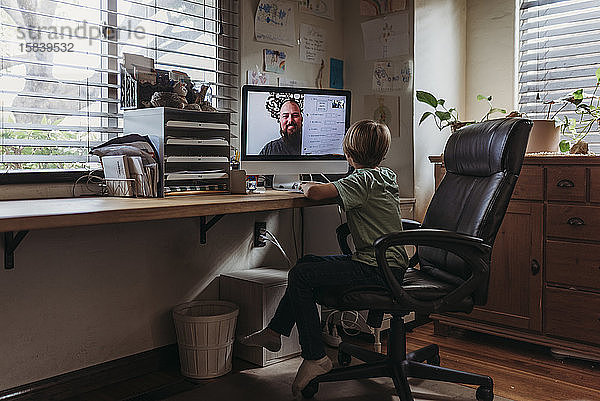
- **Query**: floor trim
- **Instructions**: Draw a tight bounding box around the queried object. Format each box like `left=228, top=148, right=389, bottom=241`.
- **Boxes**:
left=0, top=345, right=179, bottom=401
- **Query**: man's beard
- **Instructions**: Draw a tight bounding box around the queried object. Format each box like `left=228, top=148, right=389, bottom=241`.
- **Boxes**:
left=280, top=123, right=302, bottom=144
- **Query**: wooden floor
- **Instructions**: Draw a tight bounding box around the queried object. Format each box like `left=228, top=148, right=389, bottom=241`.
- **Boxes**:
left=404, top=324, right=600, bottom=401
left=70, top=323, right=600, bottom=401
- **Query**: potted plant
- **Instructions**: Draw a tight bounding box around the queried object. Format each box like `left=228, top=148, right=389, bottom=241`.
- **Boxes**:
left=416, top=91, right=509, bottom=132
left=541, top=66, right=600, bottom=154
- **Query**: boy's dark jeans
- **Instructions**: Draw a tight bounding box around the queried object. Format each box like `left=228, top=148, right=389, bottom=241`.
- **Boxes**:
left=268, top=254, right=403, bottom=360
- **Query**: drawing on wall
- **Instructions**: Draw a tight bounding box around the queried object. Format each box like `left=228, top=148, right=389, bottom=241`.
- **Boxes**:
left=300, top=0, right=335, bottom=20
left=360, top=0, right=406, bottom=16
left=372, top=60, right=401, bottom=91
left=247, top=69, right=269, bottom=85
left=255, top=0, right=296, bottom=47
left=365, top=94, right=400, bottom=137
left=361, top=13, right=409, bottom=60
left=264, top=49, right=286, bottom=73
left=300, top=23, right=327, bottom=64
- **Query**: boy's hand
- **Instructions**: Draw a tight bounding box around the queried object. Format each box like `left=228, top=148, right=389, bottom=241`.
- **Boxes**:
left=300, top=182, right=338, bottom=200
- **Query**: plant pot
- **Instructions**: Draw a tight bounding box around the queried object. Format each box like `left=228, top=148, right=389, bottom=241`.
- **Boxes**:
left=526, top=119, right=560, bottom=153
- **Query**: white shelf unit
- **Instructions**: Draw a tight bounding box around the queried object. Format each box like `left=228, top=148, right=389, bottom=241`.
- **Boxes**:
left=124, top=107, right=231, bottom=196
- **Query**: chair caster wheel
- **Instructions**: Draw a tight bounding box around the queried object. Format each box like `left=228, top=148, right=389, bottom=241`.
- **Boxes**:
left=427, top=354, right=440, bottom=366
left=301, top=381, right=319, bottom=398
left=476, top=386, right=493, bottom=401
left=338, top=350, right=351, bottom=366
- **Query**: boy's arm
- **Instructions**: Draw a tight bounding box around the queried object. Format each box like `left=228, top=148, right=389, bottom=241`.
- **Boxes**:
left=301, top=182, right=339, bottom=200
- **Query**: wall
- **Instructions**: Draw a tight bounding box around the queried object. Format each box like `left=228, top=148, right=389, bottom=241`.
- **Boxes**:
left=237, top=0, right=345, bottom=150
left=342, top=0, right=415, bottom=198
left=464, top=0, right=516, bottom=122
left=412, top=0, right=516, bottom=219
left=413, top=0, right=467, bottom=219
left=0, top=210, right=308, bottom=389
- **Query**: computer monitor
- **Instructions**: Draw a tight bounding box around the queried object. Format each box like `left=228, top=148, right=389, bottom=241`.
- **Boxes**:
left=241, top=85, right=351, bottom=179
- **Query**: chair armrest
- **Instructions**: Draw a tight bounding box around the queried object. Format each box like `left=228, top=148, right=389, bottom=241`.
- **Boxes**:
left=336, top=223, right=352, bottom=255
left=401, top=219, right=422, bottom=230
left=373, top=229, right=492, bottom=313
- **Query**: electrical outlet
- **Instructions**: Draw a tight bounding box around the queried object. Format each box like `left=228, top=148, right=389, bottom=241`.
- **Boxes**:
left=254, top=222, right=266, bottom=247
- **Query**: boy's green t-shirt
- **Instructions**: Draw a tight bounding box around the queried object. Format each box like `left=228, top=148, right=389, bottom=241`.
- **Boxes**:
left=333, top=167, right=408, bottom=269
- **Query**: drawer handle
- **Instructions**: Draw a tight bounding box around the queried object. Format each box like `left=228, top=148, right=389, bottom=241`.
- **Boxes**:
left=567, top=217, right=585, bottom=226
left=556, top=179, right=575, bottom=188
left=531, top=259, right=540, bottom=276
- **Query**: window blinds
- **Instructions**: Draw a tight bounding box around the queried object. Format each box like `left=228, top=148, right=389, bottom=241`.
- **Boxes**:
left=519, top=0, right=600, bottom=152
left=0, top=0, right=238, bottom=172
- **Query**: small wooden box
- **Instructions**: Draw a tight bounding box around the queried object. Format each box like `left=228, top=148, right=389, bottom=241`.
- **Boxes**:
left=220, top=268, right=301, bottom=366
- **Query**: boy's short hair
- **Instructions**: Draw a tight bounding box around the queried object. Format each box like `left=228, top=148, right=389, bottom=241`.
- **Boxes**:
left=343, top=119, right=391, bottom=168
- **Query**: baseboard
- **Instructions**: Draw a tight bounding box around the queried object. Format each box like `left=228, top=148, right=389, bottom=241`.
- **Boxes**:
left=0, top=344, right=179, bottom=401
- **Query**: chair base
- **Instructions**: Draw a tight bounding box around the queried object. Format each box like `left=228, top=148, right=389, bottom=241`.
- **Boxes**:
left=305, top=317, right=493, bottom=401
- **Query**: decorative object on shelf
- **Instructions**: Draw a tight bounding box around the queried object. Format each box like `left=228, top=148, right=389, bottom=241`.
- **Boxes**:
left=150, top=91, right=187, bottom=108
left=526, top=119, right=561, bottom=153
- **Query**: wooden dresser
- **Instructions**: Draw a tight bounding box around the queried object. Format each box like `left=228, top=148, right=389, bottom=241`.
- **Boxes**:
left=430, top=155, right=600, bottom=358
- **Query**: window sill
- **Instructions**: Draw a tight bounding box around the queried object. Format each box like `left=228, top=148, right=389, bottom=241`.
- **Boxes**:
left=0, top=171, right=99, bottom=201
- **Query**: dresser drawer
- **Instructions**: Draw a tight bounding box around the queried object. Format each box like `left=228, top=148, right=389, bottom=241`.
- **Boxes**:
left=544, top=287, right=600, bottom=345
left=547, top=204, right=600, bottom=241
left=512, top=165, right=543, bottom=200
left=591, top=167, right=600, bottom=203
left=546, top=240, right=600, bottom=290
left=546, top=166, right=586, bottom=202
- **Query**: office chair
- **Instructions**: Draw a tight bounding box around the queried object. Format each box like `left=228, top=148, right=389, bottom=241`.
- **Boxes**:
left=306, top=118, right=532, bottom=401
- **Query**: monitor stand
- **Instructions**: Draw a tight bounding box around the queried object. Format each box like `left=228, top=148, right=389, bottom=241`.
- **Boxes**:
left=272, top=174, right=302, bottom=191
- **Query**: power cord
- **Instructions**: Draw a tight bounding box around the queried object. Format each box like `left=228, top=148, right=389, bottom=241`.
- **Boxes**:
left=260, top=229, right=292, bottom=268
left=322, top=309, right=371, bottom=348
left=72, top=169, right=105, bottom=197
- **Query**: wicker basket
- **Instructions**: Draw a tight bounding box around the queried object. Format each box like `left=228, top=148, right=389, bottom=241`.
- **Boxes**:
left=173, top=300, right=239, bottom=379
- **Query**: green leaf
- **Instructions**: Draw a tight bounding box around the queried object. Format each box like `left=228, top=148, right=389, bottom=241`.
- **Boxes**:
left=476, top=94, right=487, bottom=101
left=571, top=89, right=584, bottom=105
left=418, top=112, right=433, bottom=125
left=416, top=91, right=438, bottom=108
left=596, top=66, right=600, bottom=83
left=438, top=99, right=445, bottom=106
left=559, top=140, right=571, bottom=152
left=435, top=111, right=452, bottom=121
left=489, top=108, right=507, bottom=114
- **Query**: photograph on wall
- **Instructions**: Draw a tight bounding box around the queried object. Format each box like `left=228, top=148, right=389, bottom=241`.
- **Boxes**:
left=255, top=0, right=296, bottom=46
left=300, top=0, right=335, bottom=20
left=264, top=49, right=287, bottom=73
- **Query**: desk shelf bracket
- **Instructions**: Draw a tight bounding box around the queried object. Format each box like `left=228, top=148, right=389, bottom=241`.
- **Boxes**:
left=4, top=231, right=29, bottom=270
left=200, top=215, right=224, bottom=244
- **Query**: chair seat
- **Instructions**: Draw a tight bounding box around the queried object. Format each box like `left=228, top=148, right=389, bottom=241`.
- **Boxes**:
left=315, top=268, right=474, bottom=313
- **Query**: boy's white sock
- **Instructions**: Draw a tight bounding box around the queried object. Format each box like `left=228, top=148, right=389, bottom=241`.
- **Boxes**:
left=238, top=327, right=281, bottom=352
left=291, top=355, right=333, bottom=397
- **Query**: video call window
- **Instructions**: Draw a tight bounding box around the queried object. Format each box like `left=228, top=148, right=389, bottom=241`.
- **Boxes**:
left=244, top=90, right=348, bottom=157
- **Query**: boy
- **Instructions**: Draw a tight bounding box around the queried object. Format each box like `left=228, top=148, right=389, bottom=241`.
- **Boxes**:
left=240, top=120, right=408, bottom=396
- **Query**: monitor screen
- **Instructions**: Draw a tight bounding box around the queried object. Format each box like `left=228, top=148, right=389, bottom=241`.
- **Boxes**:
left=241, top=85, right=351, bottom=162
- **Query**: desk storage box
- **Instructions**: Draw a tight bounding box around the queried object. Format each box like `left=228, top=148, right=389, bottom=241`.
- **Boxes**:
left=220, top=268, right=301, bottom=366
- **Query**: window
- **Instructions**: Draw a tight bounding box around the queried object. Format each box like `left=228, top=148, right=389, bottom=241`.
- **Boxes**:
left=0, top=0, right=238, bottom=173
left=518, top=0, right=600, bottom=152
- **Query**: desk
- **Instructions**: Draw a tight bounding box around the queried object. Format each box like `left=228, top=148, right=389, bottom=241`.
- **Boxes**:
left=0, top=191, right=335, bottom=268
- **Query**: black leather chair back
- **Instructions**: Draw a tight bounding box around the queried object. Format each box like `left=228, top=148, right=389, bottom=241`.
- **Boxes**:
left=418, top=118, right=531, bottom=304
